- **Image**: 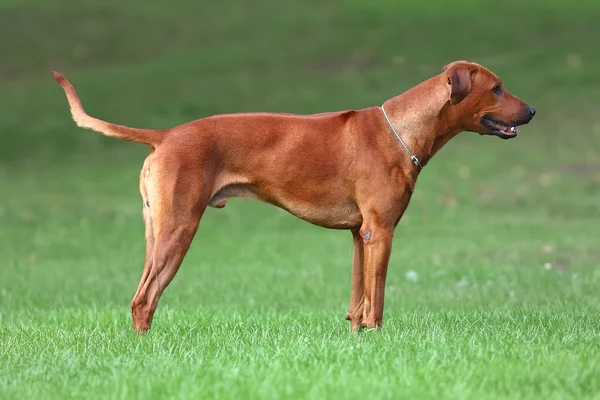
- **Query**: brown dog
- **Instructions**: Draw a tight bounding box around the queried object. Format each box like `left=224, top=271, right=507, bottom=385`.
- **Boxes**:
left=52, top=61, right=535, bottom=333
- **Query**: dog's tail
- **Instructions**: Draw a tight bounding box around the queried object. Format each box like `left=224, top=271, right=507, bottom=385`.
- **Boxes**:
left=51, top=70, right=165, bottom=147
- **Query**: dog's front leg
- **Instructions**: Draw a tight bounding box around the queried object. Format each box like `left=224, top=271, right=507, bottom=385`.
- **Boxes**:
left=346, top=229, right=365, bottom=331
left=360, top=225, right=394, bottom=329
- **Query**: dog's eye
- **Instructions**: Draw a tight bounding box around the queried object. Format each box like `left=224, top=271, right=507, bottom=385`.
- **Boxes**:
left=492, top=85, right=503, bottom=95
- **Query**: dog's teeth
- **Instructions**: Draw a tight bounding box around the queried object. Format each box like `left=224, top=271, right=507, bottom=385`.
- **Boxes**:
left=510, top=127, right=515, bottom=132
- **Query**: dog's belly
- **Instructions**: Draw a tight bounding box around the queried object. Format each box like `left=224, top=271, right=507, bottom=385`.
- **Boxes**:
left=209, top=182, right=362, bottom=229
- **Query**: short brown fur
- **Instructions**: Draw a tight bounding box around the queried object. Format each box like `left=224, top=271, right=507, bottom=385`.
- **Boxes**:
left=52, top=61, right=535, bottom=333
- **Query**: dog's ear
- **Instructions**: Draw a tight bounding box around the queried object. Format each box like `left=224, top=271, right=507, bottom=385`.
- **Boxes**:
left=444, top=62, right=476, bottom=105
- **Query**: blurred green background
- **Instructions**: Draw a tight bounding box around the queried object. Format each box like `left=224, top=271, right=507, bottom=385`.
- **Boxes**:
left=1, top=0, right=599, bottom=399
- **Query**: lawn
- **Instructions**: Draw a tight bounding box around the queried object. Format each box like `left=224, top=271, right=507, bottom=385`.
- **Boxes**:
left=1, top=0, right=599, bottom=399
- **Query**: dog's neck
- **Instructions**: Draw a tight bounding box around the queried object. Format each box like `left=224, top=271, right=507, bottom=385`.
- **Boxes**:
left=382, top=75, right=463, bottom=169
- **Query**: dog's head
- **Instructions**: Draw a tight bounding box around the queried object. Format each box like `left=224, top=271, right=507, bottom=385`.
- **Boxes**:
left=443, top=61, right=535, bottom=139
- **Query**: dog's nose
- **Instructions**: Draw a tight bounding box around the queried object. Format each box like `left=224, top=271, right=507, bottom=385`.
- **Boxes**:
left=526, top=105, right=536, bottom=117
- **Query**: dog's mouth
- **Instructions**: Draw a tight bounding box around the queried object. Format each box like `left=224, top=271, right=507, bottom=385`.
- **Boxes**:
left=481, top=115, right=519, bottom=139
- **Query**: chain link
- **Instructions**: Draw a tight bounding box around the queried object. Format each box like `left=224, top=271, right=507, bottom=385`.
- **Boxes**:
left=380, top=105, right=423, bottom=169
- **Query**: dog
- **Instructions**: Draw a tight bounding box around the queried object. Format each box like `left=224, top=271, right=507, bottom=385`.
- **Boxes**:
left=52, top=60, right=535, bottom=333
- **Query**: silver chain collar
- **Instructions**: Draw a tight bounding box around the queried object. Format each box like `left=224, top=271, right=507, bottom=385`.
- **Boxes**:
left=380, top=105, right=423, bottom=169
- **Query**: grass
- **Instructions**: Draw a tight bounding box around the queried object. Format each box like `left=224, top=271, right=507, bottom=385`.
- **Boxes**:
left=1, top=0, right=600, bottom=398
left=2, top=309, right=598, bottom=399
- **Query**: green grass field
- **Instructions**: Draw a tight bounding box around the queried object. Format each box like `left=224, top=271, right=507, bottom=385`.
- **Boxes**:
left=1, top=0, right=600, bottom=398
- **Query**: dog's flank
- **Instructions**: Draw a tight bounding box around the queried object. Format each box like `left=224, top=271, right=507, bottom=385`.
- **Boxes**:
left=51, top=70, right=166, bottom=147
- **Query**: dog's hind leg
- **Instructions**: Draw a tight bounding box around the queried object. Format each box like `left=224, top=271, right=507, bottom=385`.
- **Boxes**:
left=132, top=165, right=155, bottom=305
left=130, top=158, right=210, bottom=333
